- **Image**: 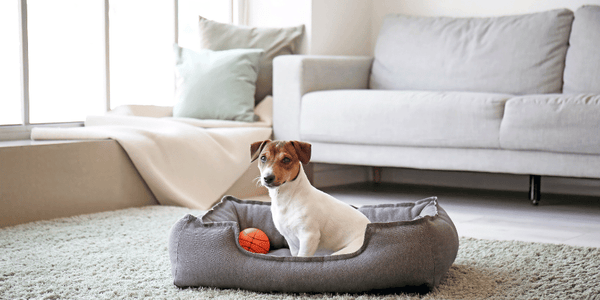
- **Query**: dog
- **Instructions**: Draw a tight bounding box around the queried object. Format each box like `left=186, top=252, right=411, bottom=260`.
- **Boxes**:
left=250, top=140, right=370, bottom=257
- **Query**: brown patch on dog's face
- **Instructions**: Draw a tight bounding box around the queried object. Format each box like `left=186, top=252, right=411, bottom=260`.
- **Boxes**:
left=251, top=140, right=270, bottom=162
left=250, top=140, right=311, bottom=188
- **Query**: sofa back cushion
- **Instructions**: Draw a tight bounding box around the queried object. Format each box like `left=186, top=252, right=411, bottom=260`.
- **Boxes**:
left=563, top=6, right=600, bottom=94
left=370, top=9, right=573, bottom=95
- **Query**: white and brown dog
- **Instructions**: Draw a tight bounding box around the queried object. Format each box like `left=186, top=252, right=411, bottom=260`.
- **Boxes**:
left=251, top=140, right=370, bottom=257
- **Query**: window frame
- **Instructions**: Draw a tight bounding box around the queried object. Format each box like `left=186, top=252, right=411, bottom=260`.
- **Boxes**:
left=0, top=0, right=242, bottom=141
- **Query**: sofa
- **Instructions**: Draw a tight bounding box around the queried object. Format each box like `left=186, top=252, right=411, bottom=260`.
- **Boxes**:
left=272, top=6, right=600, bottom=205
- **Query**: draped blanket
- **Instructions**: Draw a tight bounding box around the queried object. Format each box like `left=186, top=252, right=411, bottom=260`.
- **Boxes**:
left=30, top=98, right=273, bottom=210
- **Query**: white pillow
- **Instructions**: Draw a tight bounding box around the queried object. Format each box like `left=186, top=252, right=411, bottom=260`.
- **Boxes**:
left=198, top=17, right=304, bottom=103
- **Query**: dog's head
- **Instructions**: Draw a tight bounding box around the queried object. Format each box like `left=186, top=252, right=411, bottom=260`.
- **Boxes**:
left=250, top=140, right=311, bottom=188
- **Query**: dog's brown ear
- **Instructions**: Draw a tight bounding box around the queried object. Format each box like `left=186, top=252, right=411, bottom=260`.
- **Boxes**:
left=291, top=141, right=311, bottom=164
left=250, top=140, right=270, bottom=162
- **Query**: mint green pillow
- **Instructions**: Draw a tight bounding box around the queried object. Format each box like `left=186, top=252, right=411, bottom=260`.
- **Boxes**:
left=173, top=44, right=263, bottom=122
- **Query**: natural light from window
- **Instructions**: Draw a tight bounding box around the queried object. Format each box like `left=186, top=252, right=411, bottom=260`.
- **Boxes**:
left=0, top=0, right=22, bottom=126
left=109, top=0, right=175, bottom=108
left=110, top=0, right=232, bottom=109
left=27, top=0, right=106, bottom=124
left=1, top=0, right=234, bottom=133
left=178, top=0, right=232, bottom=50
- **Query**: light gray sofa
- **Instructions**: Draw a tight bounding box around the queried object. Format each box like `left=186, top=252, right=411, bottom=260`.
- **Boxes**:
left=272, top=6, right=600, bottom=205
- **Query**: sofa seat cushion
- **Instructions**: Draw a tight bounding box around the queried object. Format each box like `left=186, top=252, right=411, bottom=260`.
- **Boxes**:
left=370, top=9, right=573, bottom=94
left=563, top=5, right=600, bottom=94
left=500, top=94, right=600, bottom=155
left=300, top=90, right=511, bottom=149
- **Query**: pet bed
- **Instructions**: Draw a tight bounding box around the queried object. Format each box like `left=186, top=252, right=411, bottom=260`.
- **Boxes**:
left=168, top=196, right=459, bottom=293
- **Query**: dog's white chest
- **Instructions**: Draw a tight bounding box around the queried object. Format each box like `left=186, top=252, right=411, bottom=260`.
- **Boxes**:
left=270, top=193, right=306, bottom=246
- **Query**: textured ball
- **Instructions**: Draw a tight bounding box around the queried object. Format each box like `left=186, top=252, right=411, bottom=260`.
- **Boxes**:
left=238, top=228, right=270, bottom=254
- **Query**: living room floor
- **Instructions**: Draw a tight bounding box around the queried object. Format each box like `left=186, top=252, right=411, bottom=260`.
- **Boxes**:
left=318, top=183, right=600, bottom=248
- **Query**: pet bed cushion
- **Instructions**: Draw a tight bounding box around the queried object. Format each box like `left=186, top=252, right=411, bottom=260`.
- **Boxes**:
left=168, top=196, right=459, bottom=293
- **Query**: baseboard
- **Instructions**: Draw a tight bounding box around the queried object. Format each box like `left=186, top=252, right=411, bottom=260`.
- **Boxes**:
left=312, top=163, right=371, bottom=188
left=312, top=164, right=600, bottom=197
left=381, top=168, right=529, bottom=192
left=542, top=176, right=600, bottom=197
left=382, top=168, right=600, bottom=197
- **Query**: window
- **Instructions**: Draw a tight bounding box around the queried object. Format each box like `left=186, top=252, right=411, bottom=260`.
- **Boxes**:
left=109, top=0, right=234, bottom=109
left=28, top=0, right=106, bottom=123
left=0, top=0, right=238, bottom=141
left=0, top=0, right=22, bottom=126
left=178, top=0, right=232, bottom=50
left=109, top=0, right=175, bottom=108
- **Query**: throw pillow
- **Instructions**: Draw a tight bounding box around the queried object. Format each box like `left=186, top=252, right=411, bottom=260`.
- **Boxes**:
left=173, top=44, right=263, bottom=122
left=198, top=16, right=304, bottom=103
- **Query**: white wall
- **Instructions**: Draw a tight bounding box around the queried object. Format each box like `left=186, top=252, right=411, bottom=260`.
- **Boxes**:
left=311, top=0, right=372, bottom=55
left=246, top=0, right=372, bottom=56
left=246, top=0, right=312, bottom=54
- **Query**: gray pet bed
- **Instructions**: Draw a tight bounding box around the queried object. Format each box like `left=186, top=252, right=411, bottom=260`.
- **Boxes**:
left=168, top=196, right=459, bottom=293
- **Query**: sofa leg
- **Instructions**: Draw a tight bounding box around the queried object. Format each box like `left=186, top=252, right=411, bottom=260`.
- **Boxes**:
left=373, top=167, right=382, bottom=184
left=529, top=175, right=541, bottom=205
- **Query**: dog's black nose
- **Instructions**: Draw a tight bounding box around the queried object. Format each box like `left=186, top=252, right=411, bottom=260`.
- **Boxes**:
left=264, top=174, right=275, bottom=185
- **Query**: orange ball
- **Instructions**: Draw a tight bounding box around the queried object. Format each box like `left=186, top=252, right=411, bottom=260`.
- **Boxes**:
left=238, top=228, right=270, bottom=254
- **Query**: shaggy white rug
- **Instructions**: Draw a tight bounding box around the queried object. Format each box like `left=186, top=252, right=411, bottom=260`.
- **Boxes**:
left=1, top=205, right=599, bottom=300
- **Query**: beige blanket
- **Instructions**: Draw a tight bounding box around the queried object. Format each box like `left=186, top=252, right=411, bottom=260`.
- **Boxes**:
left=31, top=98, right=273, bottom=210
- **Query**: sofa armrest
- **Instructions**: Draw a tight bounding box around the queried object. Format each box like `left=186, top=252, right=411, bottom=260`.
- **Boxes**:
left=272, top=55, right=373, bottom=140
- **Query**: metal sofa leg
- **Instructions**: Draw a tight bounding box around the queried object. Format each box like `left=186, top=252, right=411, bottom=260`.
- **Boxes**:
left=529, top=175, right=541, bottom=205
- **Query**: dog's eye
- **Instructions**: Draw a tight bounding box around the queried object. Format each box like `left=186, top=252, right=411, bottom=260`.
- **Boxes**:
left=260, top=155, right=267, bottom=162
left=282, top=157, right=291, bottom=163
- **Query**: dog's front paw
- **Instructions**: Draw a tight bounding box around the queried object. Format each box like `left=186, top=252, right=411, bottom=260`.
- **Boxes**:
left=297, top=233, right=320, bottom=257
left=290, top=247, right=299, bottom=257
